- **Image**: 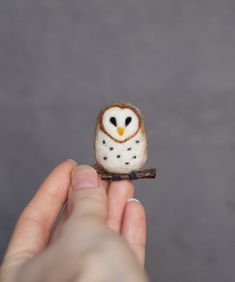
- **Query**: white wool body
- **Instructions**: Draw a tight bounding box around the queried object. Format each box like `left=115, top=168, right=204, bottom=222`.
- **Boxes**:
left=95, top=125, right=147, bottom=173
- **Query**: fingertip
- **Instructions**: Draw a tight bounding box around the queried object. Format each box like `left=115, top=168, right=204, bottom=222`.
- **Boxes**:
left=54, top=159, right=77, bottom=176
left=127, top=197, right=140, bottom=203
left=122, top=198, right=147, bottom=266
left=66, top=159, right=77, bottom=166
left=67, top=165, right=108, bottom=223
left=125, top=198, right=146, bottom=225
left=70, top=165, right=107, bottom=192
left=71, top=165, right=99, bottom=190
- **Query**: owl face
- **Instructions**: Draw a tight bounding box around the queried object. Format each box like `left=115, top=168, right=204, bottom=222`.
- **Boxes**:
left=101, top=106, right=140, bottom=142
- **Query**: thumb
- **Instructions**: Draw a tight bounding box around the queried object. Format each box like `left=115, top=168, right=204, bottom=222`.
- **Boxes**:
left=68, top=165, right=108, bottom=224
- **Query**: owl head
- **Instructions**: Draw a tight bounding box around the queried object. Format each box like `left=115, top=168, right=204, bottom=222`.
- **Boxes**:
left=97, top=102, right=144, bottom=143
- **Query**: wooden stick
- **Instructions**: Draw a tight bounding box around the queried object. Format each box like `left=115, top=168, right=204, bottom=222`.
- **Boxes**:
left=97, top=168, right=156, bottom=181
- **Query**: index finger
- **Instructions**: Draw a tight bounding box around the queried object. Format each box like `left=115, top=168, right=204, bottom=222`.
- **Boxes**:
left=3, top=159, right=76, bottom=265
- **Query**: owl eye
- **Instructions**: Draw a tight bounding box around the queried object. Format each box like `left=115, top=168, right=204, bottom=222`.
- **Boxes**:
left=125, top=117, right=132, bottom=126
left=109, top=117, right=117, bottom=126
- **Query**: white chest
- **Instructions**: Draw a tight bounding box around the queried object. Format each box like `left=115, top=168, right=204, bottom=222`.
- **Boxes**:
left=95, top=128, right=147, bottom=173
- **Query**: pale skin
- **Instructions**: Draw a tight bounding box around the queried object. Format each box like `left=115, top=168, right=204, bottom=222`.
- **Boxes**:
left=0, top=160, right=148, bottom=282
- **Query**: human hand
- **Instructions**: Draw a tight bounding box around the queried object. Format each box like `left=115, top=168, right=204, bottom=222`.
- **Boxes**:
left=0, top=160, right=148, bottom=282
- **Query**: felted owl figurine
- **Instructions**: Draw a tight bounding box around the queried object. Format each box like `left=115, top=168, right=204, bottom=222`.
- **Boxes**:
left=94, top=102, right=149, bottom=176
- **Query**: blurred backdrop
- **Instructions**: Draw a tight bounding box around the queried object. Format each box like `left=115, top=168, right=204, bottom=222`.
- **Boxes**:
left=1, top=1, right=235, bottom=281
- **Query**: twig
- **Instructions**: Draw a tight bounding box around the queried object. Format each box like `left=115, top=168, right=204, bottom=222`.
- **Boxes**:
left=97, top=168, right=156, bottom=181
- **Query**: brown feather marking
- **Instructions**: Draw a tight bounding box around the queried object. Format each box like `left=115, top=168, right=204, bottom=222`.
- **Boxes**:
left=96, top=101, right=146, bottom=144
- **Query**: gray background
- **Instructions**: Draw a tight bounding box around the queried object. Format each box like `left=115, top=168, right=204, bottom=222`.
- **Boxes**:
left=0, top=1, right=235, bottom=281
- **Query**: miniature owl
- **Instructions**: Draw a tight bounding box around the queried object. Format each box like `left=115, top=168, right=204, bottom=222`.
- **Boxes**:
left=94, top=102, right=148, bottom=174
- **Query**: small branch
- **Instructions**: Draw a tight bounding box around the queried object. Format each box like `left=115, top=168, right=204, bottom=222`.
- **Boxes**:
left=97, top=168, right=156, bottom=181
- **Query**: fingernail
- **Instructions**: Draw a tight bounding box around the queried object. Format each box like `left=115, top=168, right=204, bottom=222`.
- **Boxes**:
left=72, top=165, right=99, bottom=190
left=67, top=159, right=77, bottom=165
left=127, top=197, right=140, bottom=203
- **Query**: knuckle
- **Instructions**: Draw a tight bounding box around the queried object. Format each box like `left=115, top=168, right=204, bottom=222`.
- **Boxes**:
left=69, top=188, right=107, bottom=221
left=76, top=188, right=106, bottom=206
left=77, top=191, right=106, bottom=209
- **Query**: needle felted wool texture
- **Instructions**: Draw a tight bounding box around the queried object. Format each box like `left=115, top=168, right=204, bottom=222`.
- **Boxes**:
left=94, top=102, right=148, bottom=174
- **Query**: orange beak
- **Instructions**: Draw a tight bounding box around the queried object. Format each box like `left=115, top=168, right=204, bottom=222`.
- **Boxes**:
left=117, top=127, right=125, bottom=136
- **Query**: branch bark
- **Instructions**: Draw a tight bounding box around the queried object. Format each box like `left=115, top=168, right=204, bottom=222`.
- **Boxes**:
left=97, top=168, right=156, bottom=181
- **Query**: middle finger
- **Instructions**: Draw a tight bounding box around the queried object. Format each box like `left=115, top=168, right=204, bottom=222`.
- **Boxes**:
left=106, top=180, right=134, bottom=232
